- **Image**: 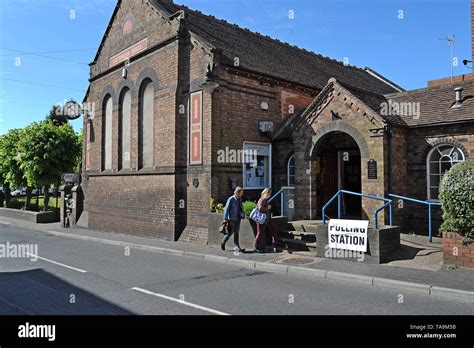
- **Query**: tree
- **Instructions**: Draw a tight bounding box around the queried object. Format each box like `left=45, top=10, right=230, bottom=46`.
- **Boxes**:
left=0, top=129, right=27, bottom=208
left=46, top=104, right=68, bottom=126
left=16, top=120, right=82, bottom=211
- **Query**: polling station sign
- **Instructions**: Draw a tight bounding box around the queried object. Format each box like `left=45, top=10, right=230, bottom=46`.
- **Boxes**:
left=328, top=219, right=369, bottom=252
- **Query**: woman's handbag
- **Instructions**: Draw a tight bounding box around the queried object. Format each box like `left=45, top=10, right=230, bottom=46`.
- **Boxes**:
left=219, top=221, right=233, bottom=235
left=250, top=208, right=267, bottom=225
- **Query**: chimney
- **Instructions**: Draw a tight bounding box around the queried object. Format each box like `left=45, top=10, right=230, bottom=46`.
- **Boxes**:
left=453, top=87, right=464, bottom=107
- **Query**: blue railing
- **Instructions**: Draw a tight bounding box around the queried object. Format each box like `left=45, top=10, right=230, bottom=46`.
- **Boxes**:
left=268, top=188, right=285, bottom=216
left=388, top=194, right=441, bottom=242
left=322, top=190, right=393, bottom=229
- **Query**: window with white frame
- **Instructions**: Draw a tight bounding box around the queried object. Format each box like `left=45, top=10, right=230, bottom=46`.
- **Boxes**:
left=287, top=154, right=295, bottom=187
left=427, top=144, right=465, bottom=200
left=243, top=142, right=272, bottom=189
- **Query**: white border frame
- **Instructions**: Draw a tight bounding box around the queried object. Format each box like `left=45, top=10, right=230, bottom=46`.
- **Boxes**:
left=242, top=141, right=272, bottom=190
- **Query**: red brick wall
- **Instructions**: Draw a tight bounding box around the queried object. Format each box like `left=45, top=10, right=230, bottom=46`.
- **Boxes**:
left=83, top=1, right=181, bottom=239
left=91, top=1, right=180, bottom=78
left=177, top=33, right=213, bottom=243
left=82, top=0, right=317, bottom=242
left=404, top=123, right=474, bottom=235
left=428, top=74, right=474, bottom=88
left=389, top=127, right=409, bottom=227
left=443, top=232, right=474, bottom=268
left=210, top=67, right=314, bottom=204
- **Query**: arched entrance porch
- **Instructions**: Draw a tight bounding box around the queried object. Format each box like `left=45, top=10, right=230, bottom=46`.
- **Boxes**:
left=305, top=123, right=370, bottom=221
left=312, top=131, right=362, bottom=218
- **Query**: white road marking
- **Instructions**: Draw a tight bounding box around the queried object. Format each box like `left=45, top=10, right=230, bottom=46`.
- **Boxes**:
left=131, top=287, right=230, bottom=316
left=26, top=253, right=87, bottom=273
left=0, top=220, right=14, bottom=226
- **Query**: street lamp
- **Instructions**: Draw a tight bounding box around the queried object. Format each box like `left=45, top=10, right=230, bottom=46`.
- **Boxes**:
left=200, top=64, right=219, bottom=93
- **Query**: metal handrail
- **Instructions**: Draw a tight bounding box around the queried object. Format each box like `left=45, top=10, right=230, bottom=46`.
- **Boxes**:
left=322, top=190, right=393, bottom=229
left=268, top=187, right=295, bottom=217
left=388, top=193, right=442, bottom=242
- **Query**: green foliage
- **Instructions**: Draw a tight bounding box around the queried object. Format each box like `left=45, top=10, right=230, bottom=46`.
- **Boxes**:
left=46, top=104, right=68, bottom=126
left=0, top=128, right=26, bottom=188
left=16, top=120, right=82, bottom=189
left=210, top=197, right=217, bottom=212
left=439, top=160, right=474, bottom=243
left=210, top=197, right=225, bottom=214
left=6, top=199, right=24, bottom=210
left=243, top=200, right=257, bottom=218
left=10, top=196, right=60, bottom=212
left=216, top=204, right=224, bottom=214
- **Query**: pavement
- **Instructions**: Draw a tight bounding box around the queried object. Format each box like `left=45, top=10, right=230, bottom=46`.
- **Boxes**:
left=0, top=216, right=473, bottom=315
left=387, top=233, right=444, bottom=271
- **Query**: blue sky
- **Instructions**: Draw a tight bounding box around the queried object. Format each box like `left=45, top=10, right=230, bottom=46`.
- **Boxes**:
left=0, top=0, right=472, bottom=135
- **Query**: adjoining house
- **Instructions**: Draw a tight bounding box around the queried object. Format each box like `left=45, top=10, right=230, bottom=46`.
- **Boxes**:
left=81, top=0, right=474, bottom=243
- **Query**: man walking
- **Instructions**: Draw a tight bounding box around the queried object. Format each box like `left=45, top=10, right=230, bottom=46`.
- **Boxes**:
left=221, top=187, right=245, bottom=252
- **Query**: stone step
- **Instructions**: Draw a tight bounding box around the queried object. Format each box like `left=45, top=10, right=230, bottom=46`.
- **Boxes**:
left=287, top=220, right=323, bottom=233
left=277, top=237, right=317, bottom=252
left=278, top=230, right=317, bottom=243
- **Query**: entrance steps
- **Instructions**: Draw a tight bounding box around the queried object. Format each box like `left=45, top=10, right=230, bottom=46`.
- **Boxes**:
left=277, top=220, right=321, bottom=254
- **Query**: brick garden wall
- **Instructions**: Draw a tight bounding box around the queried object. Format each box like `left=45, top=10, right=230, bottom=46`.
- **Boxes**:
left=443, top=232, right=474, bottom=268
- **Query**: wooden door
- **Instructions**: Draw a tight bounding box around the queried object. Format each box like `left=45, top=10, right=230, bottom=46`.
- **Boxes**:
left=321, top=151, right=339, bottom=215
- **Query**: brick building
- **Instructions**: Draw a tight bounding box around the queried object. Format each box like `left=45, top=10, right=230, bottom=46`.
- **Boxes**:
left=81, top=0, right=474, bottom=243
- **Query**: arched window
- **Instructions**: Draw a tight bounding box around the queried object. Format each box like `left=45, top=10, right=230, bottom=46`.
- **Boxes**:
left=119, top=88, right=132, bottom=170
left=139, top=79, right=154, bottom=169
left=427, top=144, right=465, bottom=200
left=287, top=154, right=295, bottom=187
left=102, top=95, right=113, bottom=171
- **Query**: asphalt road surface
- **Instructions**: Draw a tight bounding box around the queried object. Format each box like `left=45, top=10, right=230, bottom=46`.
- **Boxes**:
left=0, top=222, right=472, bottom=315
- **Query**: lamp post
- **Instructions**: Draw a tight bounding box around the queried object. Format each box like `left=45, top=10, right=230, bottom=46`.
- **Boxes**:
left=200, top=64, right=219, bottom=93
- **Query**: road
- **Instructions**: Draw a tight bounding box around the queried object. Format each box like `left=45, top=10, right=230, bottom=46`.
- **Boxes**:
left=0, top=222, right=472, bottom=315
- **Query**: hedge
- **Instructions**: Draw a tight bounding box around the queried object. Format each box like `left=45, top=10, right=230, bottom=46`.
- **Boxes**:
left=439, top=160, right=474, bottom=242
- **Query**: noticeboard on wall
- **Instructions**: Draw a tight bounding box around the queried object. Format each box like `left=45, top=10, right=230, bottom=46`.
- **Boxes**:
left=243, top=142, right=272, bottom=189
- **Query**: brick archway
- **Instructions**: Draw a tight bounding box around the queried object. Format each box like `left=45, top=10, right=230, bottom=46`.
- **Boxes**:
left=305, top=122, right=370, bottom=160
left=302, top=122, right=370, bottom=220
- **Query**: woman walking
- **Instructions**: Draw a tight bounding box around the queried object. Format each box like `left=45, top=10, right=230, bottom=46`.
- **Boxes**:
left=254, top=188, right=278, bottom=253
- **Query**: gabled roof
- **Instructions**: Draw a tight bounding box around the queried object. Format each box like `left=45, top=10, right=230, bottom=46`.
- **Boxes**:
left=384, top=79, right=474, bottom=127
left=89, top=0, right=400, bottom=97
left=274, top=78, right=390, bottom=139
left=151, top=0, right=401, bottom=95
left=275, top=77, right=474, bottom=139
